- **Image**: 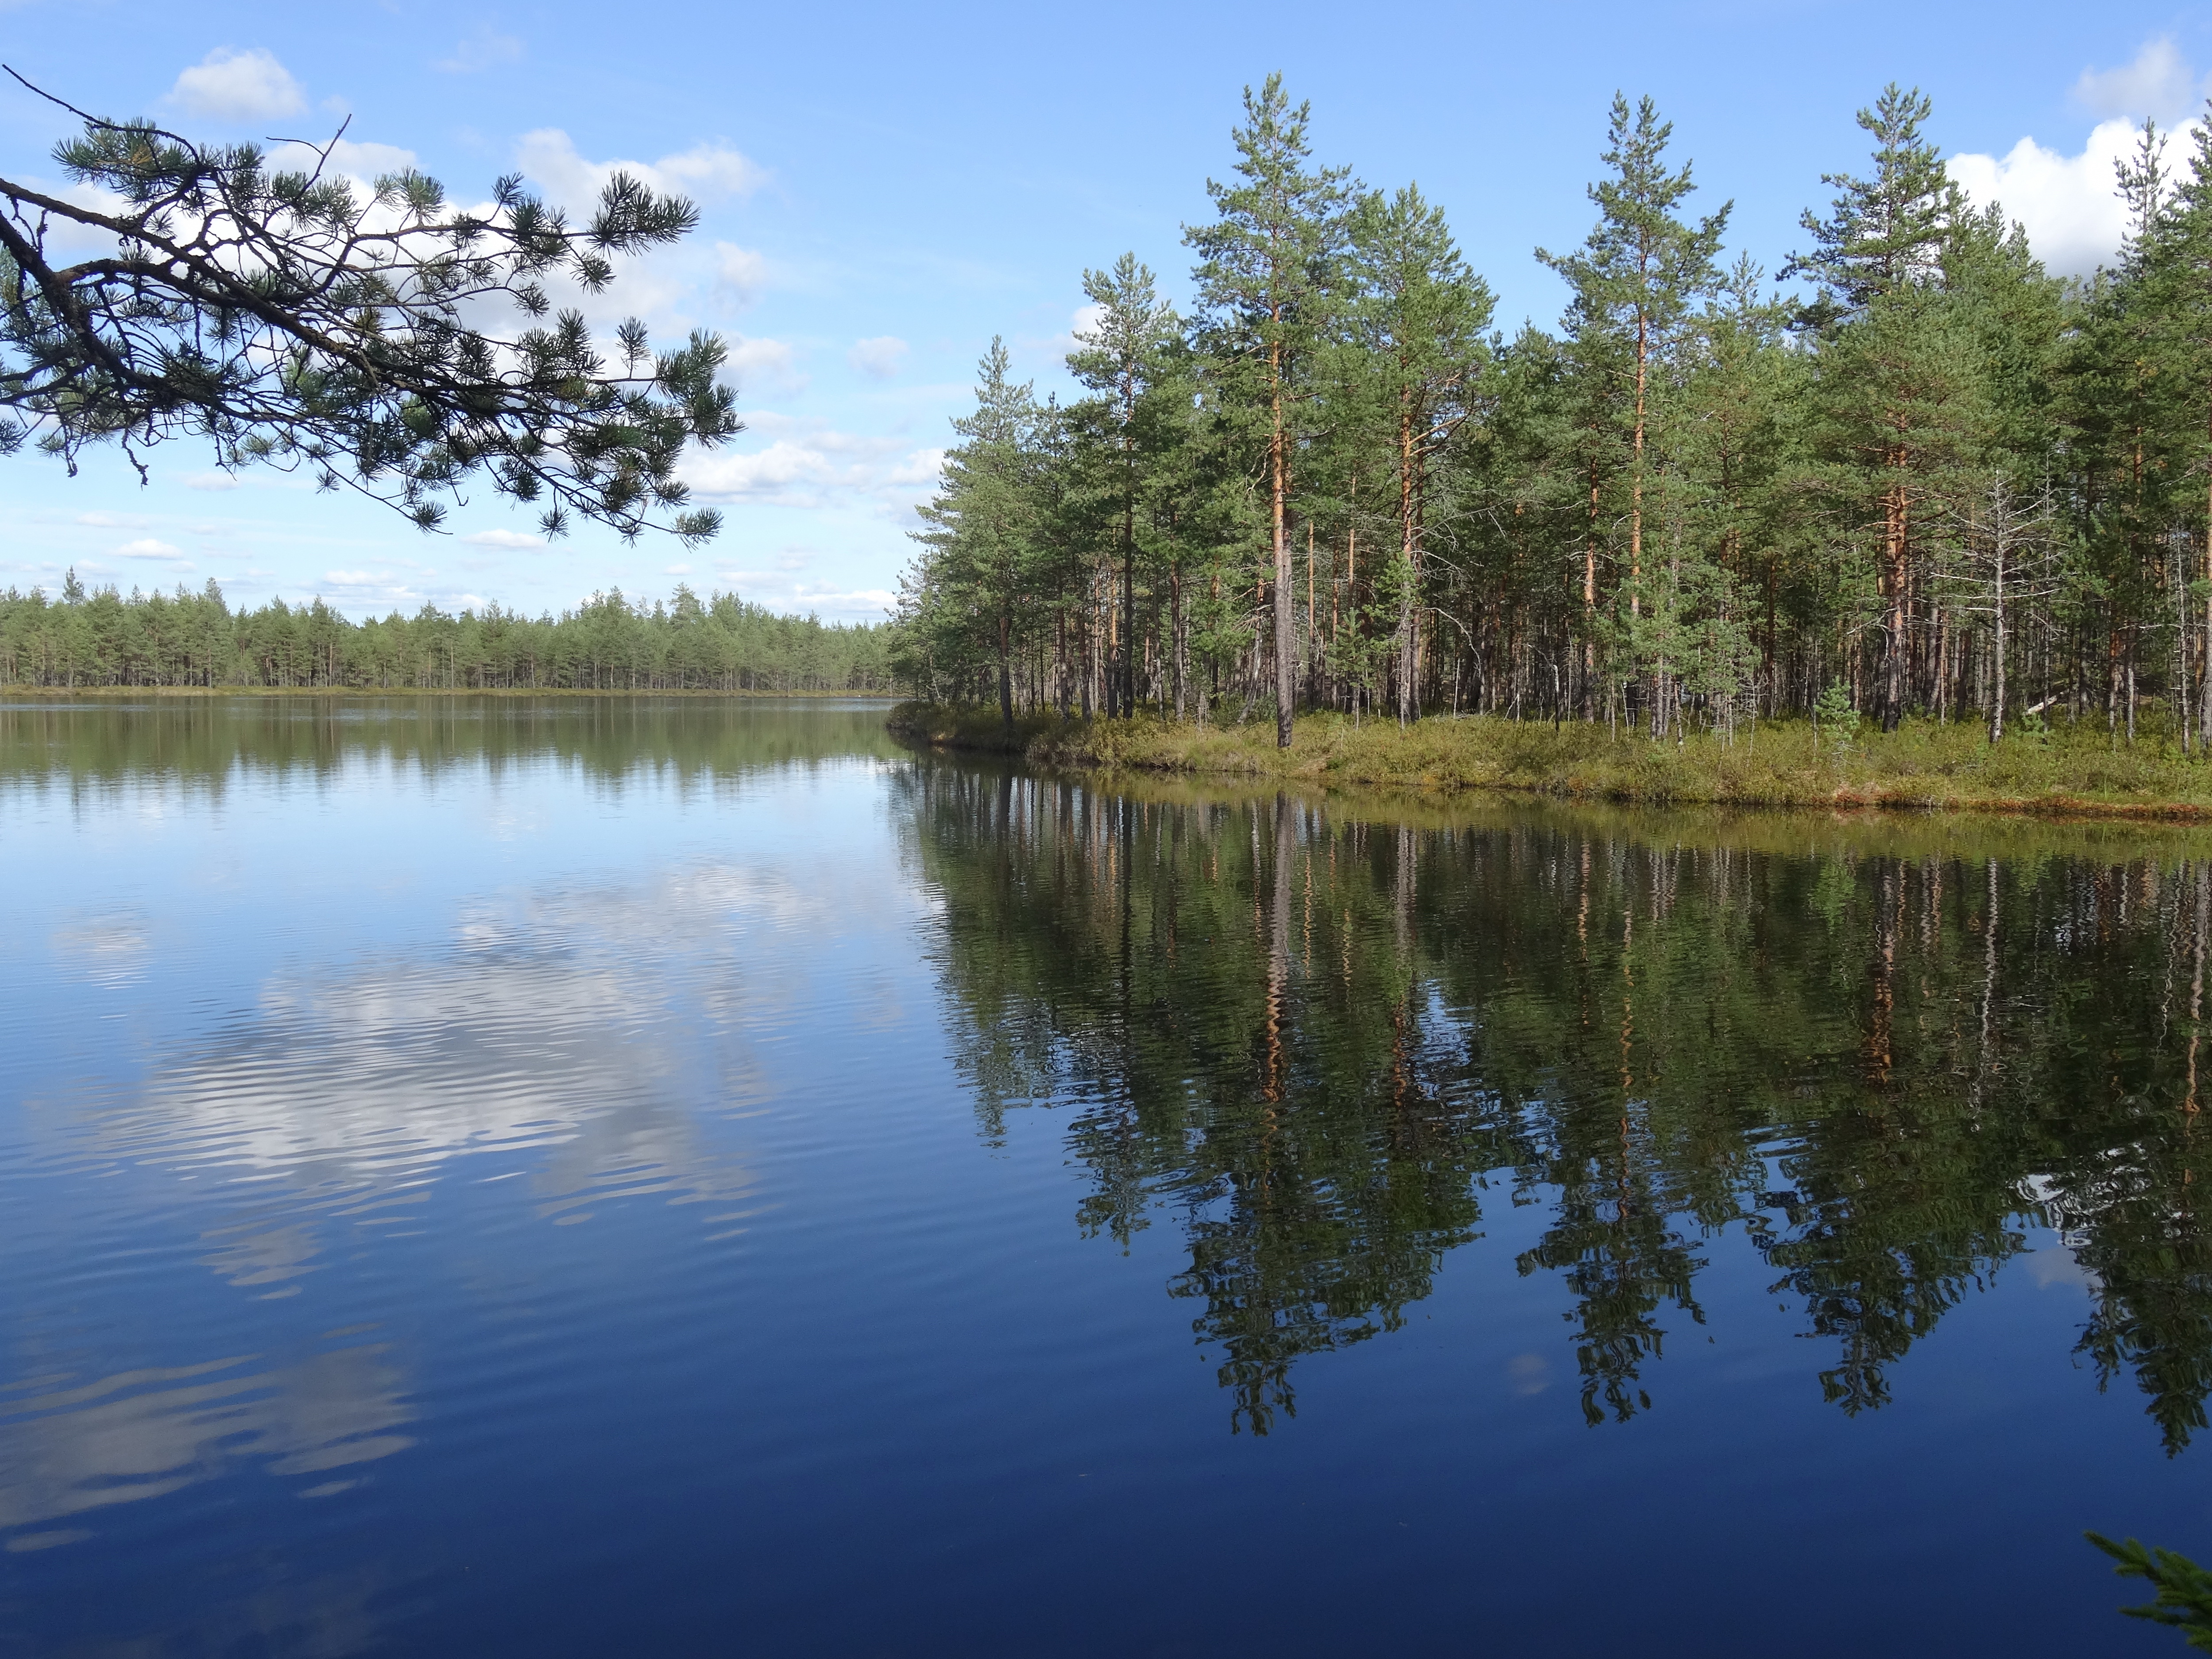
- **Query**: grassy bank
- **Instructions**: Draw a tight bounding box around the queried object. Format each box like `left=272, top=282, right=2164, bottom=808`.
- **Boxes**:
left=888, top=702, right=2212, bottom=820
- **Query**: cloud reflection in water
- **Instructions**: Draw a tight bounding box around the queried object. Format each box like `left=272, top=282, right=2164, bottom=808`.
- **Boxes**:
left=4, top=856, right=837, bottom=1560
left=0, top=1345, right=413, bottom=1537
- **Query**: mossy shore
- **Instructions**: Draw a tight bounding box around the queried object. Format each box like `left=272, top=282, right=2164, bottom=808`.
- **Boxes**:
left=888, top=701, right=2212, bottom=821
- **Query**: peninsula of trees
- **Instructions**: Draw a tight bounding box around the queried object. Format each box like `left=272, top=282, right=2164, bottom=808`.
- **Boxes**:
left=896, top=77, right=2212, bottom=754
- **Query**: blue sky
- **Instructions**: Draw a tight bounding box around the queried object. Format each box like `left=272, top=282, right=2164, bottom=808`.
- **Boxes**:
left=4, top=0, right=2210, bottom=622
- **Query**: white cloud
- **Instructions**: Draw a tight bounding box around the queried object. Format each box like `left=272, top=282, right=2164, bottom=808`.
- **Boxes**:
left=684, top=438, right=829, bottom=496
left=557, top=259, right=693, bottom=341
left=847, top=335, right=909, bottom=379
left=1952, top=116, right=2153, bottom=278
left=515, top=129, right=766, bottom=210
left=715, top=242, right=768, bottom=306
left=1035, top=302, right=1106, bottom=368
left=655, top=143, right=769, bottom=199
left=181, top=470, right=245, bottom=492
left=322, top=570, right=386, bottom=586
left=724, top=334, right=803, bottom=393
left=1970, top=35, right=2212, bottom=277
left=460, top=529, right=545, bottom=550
left=433, top=27, right=523, bottom=74
left=2074, top=37, right=2204, bottom=124
left=680, top=414, right=944, bottom=518
left=115, top=538, right=184, bottom=559
left=266, top=138, right=421, bottom=186
left=887, top=448, right=946, bottom=488
left=75, top=511, right=149, bottom=528
left=703, top=562, right=897, bottom=618
left=793, top=586, right=894, bottom=612
left=17, top=178, right=132, bottom=255
left=168, top=48, right=306, bottom=123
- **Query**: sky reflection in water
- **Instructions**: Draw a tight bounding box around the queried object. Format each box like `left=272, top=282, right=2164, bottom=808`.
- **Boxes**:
left=3, top=697, right=2209, bottom=1657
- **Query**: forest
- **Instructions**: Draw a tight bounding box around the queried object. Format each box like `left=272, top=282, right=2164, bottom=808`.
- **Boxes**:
left=895, top=77, right=2212, bottom=751
left=0, top=577, right=895, bottom=692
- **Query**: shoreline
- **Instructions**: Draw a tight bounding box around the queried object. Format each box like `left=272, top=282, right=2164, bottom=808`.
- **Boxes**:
left=0, top=685, right=899, bottom=700
left=887, top=702, right=2212, bottom=825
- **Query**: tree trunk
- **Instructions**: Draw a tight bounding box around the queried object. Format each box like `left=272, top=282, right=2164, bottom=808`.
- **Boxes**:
left=1398, top=391, right=1417, bottom=726
left=1582, top=451, right=1599, bottom=718
left=1121, top=448, right=1136, bottom=719
left=1171, top=564, right=1186, bottom=721
left=1306, top=520, right=1317, bottom=712
left=1879, top=478, right=1908, bottom=732
left=2200, top=508, right=2212, bottom=751
left=1988, top=549, right=2006, bottom=745
left=1629, top=306, right=1645, bottom=618
left=1271, top=341, right=1295, bottom=748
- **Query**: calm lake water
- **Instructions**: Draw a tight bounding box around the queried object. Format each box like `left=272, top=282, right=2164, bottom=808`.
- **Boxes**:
left=6, top=696, right=2212, bottom=1655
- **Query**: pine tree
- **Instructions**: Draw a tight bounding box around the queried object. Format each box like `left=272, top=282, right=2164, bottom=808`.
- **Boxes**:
left=1185, top=74, right=1353, bottom=747
left=1938, top=206, right=2065, bottom=730
left=1790, top=85, right=1979, bottom=731
left=1341, top=184, right=1494, bottom=722
left=1676, top=256, right=1800, bottom=717
left=907, top=340, right=1046, bottom=729
left=1068, top=254, right=1179, bottom=717
left=2111, top=113, right=2212, bottom=745
left=1539, top=94, right=1729, bottom=723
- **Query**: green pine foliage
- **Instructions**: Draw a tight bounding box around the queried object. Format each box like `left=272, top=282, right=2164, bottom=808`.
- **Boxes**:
left=2089, top=1534, right=2212, bottom=1649
left=2, top=90, right=739, bottom=544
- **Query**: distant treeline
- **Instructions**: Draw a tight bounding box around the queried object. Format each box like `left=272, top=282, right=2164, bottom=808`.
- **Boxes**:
left=0, top=574, right=895, bottom=691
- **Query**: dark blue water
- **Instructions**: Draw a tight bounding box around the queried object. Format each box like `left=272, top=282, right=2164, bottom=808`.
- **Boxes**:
left=3, top=697, right=2208, bottom=1656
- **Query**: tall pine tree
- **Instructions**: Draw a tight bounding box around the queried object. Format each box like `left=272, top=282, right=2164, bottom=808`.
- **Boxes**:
left=1186, top=74, right=1353, bottom=747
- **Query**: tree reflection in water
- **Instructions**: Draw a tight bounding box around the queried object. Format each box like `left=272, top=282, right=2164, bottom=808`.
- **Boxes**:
left=899, top=760, right=2212, bottom=1446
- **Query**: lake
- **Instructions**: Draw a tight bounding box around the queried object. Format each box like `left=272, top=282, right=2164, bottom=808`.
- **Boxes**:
left=4, top=695, right=2208, bottom=1656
